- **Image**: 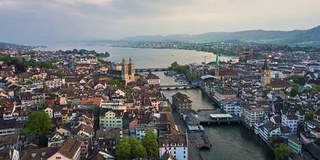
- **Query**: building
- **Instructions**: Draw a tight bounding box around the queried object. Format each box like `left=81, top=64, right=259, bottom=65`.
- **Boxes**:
left=281, top=115, right=299, bottom=134
left=0, top=119, right=18, bottom=136
left=159, top=134, right=188, bottom=160
left=314, top=109, right=320, bottom=122
left=242, top=106, right=270, bottom=128
left=100, top=109, right=123, bottom=129
left=214, top=86, right=236, bottom=101
left=121, top=57, right=136, bottom=85
left=48, top=138, right=81, bottom=160
left=135, top=124, right=158, bottom=140
left=222, top=101, right=240, bottom=116
left=287, top=135, right=303, bottom=154
left=45, top=78, right=65, bottom=88
left=261, top=57, right=271, bottom=87
left=171, top=92, right=192, bottom=115
left=145, top=72, right=160, bottom=85
left=258, top=123, right=281, bottom=142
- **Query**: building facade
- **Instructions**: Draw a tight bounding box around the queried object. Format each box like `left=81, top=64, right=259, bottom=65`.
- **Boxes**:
left=281, top=115, right=299, bottom=134
left=100, top=110, right=123, bottom=129
left=172, top=92, right=192, bottom=115
left=159, top=134, right=188, bottom=160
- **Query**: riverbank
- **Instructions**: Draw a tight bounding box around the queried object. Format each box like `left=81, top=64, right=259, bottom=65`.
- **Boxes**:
left=197, top=82, right=275, bottom=159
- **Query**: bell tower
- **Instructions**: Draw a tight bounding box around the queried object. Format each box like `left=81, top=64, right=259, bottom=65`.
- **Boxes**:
left=261, top=56, right=271, bottom=87
left=122, top=57, right=129, bottom=84
left=215, top=53, right=220, bottom=77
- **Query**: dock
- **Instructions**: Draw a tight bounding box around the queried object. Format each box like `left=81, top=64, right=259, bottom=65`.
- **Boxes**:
left=197, top=109, right=241, bottom=125
left=188, top=131, right=212, bottom=149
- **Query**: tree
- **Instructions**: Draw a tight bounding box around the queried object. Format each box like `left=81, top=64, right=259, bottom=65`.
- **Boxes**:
left=304, top=113, right=314, bottom=121
left=142, top=130, right=159, bottom=159
left=23, top=111, right=51, bottom=148
left=107, top=79, right=122, bottom=86
left=130, top=137, right=147, bottom=158
left=116, top=138, right=131, bottom=160
left=290, top=84, right=299, bottom=97
left=274, top=143, right=291, bottom=160
left=56, top=72, right=66, bottom=78
left=287, top=75, right=304, bottom=83
left=116, top=137, right=147, bottom=159
left=23, top=111, right=51, bottom=137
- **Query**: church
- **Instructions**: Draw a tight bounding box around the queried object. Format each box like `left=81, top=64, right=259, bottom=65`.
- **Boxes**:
left=121, top=57, right=136, bottom=84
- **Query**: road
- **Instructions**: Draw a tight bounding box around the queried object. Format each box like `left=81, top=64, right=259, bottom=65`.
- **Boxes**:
left=171, top=109, right=203, bottom=160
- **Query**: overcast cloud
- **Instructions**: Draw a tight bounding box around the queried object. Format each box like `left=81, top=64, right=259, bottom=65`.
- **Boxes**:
left=0, top=0, right=319, bottom=44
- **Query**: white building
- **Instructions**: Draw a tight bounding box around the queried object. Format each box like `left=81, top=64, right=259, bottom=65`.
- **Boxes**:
left=45, top=78, right=65, bottom=88
left=281, top=115, right=299, bottom=134
left=258, top=123, right=281, bottom=142
left=159, top=134, right=188, bottom=160
left=222, top=101, right=240, bottom=116
left=145, top=72, right=160, bottom=85
left=44, top=107, right=53, bottom=118
left=242, top=107, right=269, bottom=127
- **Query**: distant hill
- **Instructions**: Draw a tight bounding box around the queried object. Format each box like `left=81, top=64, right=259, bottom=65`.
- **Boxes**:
left=122, top=26, right=320, bottom=44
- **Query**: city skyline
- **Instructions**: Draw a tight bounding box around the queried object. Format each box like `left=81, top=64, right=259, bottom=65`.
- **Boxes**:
left=0, top=0, right=320, bottom=45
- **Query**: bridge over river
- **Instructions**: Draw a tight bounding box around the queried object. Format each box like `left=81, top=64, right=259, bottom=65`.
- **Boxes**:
left=158, top=84, right=198, bottom=90
left=135, top=67, right=168, bottom=72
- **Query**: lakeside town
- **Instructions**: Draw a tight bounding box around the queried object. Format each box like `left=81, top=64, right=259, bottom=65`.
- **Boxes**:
left=0, top=43, right=320, bottom=160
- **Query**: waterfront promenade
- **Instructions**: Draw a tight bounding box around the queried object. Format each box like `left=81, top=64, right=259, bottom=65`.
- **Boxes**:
left=171, top=107, right=205, bottom=160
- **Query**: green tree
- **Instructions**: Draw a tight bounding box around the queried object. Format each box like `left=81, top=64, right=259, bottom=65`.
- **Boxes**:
left=304, top=113, right=314, bottom=121
left=116, top=137, right=147, bottom=159
left=142, top=130, right=159, bottom=159
left=107, top=79, right=122, bottom=86
left=274, top=143, right=291, bottom=160
left=290, top=84, right=299, bottom=97
left=287, top=75, right=304, bottom=83
left=56, top=72, right=66, bottom=78
left=130, top=137, right=147, bottom=158
left=116, top=138, right=131, bottom=160
left=23, top=111, right=51, bottom=137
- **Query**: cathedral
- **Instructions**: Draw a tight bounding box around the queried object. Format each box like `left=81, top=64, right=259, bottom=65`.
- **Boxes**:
left=121, top=57, right=136, bottom=84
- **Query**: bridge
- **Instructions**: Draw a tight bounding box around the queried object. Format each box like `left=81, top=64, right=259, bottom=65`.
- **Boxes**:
left=135, top=67, right=168, bottom=72
left=197, top=109, right=241, bottom=125
left=158, top=84, right=198, bottom=90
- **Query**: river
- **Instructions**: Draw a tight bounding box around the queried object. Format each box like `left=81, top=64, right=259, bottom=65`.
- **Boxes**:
left=153, top=72, right=274, bottom=160
left=42, top=45, right=273, bottom=160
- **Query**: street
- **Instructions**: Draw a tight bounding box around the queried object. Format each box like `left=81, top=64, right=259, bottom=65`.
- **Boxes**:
left=171, top=109, right=203, bottom=160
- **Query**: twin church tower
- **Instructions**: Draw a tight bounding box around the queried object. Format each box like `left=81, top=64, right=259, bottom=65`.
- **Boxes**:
left=121, top=57, right=136, bottom=84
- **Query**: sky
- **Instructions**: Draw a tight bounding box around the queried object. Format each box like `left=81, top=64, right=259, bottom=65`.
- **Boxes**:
left=0, top=0, right=320, bottom=45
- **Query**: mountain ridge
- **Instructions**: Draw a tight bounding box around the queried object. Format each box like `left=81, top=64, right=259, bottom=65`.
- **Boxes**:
left=122, top=26, right=320, bottom=44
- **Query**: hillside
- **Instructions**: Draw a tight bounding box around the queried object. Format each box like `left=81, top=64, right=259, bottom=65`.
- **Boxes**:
left=122, top=26, right=320, bottom=44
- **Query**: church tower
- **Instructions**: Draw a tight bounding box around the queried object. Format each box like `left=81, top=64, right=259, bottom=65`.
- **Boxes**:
left=261, top=56, right=271, bottom=87
left=215, top=53, right=220, bottom=77
left=122, top=57, right=129, bottom=84
left=128, top=58, right=136, bottom=82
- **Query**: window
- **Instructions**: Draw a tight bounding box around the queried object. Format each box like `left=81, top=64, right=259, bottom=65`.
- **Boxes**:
left=56, top=157, right=62, bottom=159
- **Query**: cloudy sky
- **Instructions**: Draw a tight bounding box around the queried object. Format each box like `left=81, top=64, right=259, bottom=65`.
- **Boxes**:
left=0, top=0, right=319, bottom=45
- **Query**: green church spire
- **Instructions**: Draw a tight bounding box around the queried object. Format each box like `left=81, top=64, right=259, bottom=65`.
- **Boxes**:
left=215, top=53, right=219, bottom=67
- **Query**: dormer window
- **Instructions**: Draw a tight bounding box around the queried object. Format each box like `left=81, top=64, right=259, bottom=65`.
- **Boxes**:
left=171, top=143, right=176, bottom=146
